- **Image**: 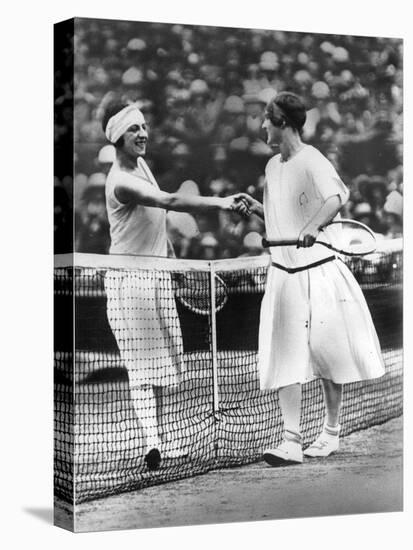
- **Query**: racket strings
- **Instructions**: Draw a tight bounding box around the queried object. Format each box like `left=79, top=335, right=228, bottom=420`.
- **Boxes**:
left=175, top=273, right=228, bottom=315
left=320, top=220, right=377, bottom=256
left=263, top=219, right=377, bottom=257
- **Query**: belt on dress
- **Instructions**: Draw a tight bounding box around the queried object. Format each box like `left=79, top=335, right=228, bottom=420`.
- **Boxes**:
left=271, top=255, right=336, bottom=274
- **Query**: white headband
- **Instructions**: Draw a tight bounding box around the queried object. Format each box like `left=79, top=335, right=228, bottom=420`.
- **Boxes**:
left=105, top=105, right=145, bottom=144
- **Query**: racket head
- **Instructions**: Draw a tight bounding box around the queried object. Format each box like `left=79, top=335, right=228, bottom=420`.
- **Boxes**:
left=262, top=219, right=377, bottom=257
left=175, top=272, right=228, bottom=315
left=319, top=219, right=377, bottom=256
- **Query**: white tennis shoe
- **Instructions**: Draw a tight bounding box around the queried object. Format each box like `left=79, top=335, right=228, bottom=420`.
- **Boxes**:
left=263, top=434, right=303, bottom=466
left=304, top=424, right=340, bottom=457
left=162, top=446, right=189, bottom=459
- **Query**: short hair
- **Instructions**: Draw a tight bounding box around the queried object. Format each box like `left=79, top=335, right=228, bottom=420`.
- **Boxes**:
left=101, top=101, right=129, bottom=148
left=266, top=92, right=307, bottom=134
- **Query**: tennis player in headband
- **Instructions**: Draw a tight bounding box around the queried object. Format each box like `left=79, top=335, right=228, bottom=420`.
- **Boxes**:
left=244, top=92, right=385, bottom=465
left=102, top=101, right=250, bottom=471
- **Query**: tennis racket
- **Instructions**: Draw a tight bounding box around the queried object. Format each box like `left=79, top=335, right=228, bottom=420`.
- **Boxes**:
left=174, top=272, right=228, bottom=315
left=262, top=219, right=377, bottom=257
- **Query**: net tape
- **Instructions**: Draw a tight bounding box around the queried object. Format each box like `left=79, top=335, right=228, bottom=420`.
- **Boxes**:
left=54, top=241, right=402, bottom=503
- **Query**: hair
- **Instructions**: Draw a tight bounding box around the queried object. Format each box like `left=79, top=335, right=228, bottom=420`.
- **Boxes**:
left=266, top=92, right=307, bottom=134
left=101, top=100, right=129, bottom=148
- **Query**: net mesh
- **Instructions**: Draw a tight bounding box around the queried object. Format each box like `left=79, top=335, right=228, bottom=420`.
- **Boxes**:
left=54, top=241, right=402, bottom=503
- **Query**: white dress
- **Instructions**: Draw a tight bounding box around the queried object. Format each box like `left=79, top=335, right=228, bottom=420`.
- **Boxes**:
left=258, top=145, right=385, bottom=390
left=104, top=158, right=184, bottom=388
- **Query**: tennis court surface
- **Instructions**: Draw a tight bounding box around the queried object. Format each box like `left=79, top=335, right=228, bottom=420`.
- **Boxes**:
left=55, top=415, right=402, bottom=532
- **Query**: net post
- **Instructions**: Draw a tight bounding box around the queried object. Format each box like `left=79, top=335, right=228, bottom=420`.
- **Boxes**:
left=210, top=262, right=220, bottom=420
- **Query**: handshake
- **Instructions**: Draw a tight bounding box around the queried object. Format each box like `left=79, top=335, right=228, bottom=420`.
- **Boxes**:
left=222, top=193, right=260, bottom=218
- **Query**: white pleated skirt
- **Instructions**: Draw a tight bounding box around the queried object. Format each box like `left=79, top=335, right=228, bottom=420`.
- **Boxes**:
left=258, top=259, right=385, bottom=390
left=104, top=270, right=184, bottom=388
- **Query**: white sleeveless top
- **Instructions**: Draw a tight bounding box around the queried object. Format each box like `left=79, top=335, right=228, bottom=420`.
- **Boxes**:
left=105, top=157, right=167, bottom=256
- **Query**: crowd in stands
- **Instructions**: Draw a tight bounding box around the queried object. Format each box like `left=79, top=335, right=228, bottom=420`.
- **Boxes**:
left=54, top=19, right=403, bottom=258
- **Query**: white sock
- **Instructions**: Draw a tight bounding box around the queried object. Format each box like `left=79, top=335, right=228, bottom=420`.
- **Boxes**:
left=278, top=383, right=302, bottom=438
left=130, top=386, right=160, bottom=449
left=324, top=422, right=340, bottom=437
left=284, top=429, right=302, bottom=445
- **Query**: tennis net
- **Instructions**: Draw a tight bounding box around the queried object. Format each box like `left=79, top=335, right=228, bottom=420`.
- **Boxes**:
left=54, top=240, right=402, bottom=503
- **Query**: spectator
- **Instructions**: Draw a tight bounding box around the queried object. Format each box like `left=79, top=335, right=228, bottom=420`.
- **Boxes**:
left=67, top=20, right=403, bottom=259
left=244, top=93, right=265, bottom=140
left=76, top=178, right=110, bottom=253
left=304, top=81, right=341, bottom=143
left=358, top=175, right=388, bottom=232
left=240, top=231, right=266, bottom=257
left=383, top=186, right=403, bottom=238
left=257, top=51, right=284, bottom=93
left=197, top=233, right=219, bottom=260
left=158, top=143, right=198, bottom=193
left=352, top=202, right=383, bottom=235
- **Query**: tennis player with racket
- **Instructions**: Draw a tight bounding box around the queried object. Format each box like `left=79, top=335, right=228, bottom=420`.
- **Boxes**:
left=243, top=92, right=385, bottom=465
left=102, top=101, right=250, bottom=471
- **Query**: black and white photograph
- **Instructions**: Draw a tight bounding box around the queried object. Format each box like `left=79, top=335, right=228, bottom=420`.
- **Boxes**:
left=53, top=12, right=403, bottom=535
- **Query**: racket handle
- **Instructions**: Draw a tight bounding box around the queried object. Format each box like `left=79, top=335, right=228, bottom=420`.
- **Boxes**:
left=262, top=238, right=298, bottom=248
